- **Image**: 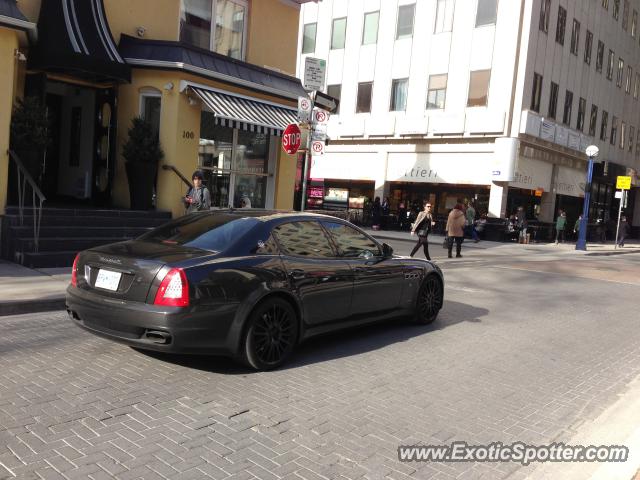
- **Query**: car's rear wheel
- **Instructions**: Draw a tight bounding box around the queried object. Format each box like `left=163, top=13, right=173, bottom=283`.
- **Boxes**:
left=413, top=275, right=443, bottom=324
left=243, top=298, right=298, bottom=370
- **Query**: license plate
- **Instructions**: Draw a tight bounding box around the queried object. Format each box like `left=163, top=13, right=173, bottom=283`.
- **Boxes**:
left=95, top=269, right=122, bottom=291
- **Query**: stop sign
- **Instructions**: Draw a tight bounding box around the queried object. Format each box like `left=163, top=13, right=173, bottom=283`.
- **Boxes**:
left=282, top=124, right=302, bottom=155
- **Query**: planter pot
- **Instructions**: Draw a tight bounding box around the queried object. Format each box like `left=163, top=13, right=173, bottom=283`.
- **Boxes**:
left=125, top=162, right=157, bottom=210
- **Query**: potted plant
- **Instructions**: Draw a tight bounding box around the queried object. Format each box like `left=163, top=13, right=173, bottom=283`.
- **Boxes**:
left=10, top=96, right=51, bottom=184
left=122, top=116, right=164, bottom=210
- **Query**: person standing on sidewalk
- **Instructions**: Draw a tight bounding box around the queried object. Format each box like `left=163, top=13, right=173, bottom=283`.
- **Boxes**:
left=573, top=214, right=582, bottom=241
left=465, top=201, right=480, bottom=242
left=516, top=206, right=528, bottom=244
left=184, top=170, right=211, bottom=213
left=617, top=216, right=630, bottom=247
left=410, top=202, right=435, bottom=260
left=555, top=210, right=567, bottom=244
left=446, top=203, right=466, bottom=258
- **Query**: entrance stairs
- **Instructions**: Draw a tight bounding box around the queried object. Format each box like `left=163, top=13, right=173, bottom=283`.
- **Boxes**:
left=1, top=207, right=172, bottom=268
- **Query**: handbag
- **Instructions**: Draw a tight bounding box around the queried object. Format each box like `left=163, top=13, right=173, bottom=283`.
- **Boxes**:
left=442, top=236, right=449, bottom=249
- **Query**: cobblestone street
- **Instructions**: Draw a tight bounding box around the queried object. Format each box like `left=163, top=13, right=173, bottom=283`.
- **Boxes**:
left=1, top=245, right=640, bottom=479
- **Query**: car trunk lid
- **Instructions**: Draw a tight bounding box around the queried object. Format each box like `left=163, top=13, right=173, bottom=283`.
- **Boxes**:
left=77, top=240, right=212, bottom=303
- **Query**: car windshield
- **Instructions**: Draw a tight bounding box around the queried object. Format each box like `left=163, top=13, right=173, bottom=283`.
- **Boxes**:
left=138, top=214, right=259, bottom=252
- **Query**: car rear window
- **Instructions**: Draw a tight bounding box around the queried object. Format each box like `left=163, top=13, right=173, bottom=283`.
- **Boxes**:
left=138, top=214, right=259, bottom=252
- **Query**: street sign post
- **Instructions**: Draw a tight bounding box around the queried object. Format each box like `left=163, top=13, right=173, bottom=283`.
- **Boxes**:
left=281, top=124, right=302, bottom=155
left=614, top=189, right=628, bottom=249
left=297, top=96, right=312, bottom=123
left=616, top=175, right=632, bottom=190
left=311, top=140, right=324, bottom=156
left=303, top=57, right=326, bottom=91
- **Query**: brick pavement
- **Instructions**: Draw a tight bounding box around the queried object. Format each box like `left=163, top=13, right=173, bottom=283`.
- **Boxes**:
left=1, top=252, right=640, bottom=479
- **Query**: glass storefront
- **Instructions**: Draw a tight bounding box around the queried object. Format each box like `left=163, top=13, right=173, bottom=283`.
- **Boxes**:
left=198, top=112, right=271, bottom=208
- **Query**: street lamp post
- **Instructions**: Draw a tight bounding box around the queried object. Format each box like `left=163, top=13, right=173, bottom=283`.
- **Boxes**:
left=576, top=145, right=599, bottom=251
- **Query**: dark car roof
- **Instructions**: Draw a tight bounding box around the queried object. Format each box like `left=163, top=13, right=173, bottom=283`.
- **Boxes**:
left=192, top=209, right=346, bottom=223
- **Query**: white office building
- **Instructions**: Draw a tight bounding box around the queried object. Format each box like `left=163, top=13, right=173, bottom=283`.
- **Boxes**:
left=297, top=0, right=640, bottom=233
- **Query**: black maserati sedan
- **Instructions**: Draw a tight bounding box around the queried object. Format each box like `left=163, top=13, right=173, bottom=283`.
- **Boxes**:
left=66, top=211, right=444, bottom=370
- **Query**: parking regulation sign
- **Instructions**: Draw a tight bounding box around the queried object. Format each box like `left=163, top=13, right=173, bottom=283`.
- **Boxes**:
left=313, top=109, right=330, bottom=124
left=311, top=140, right=324, bottom=156
left=297, top=96, right=312, bottom=123
left=616, top=175, right=632, bottom=190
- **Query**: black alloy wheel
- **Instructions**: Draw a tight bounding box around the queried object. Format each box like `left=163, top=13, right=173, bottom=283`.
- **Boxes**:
left=243, top=298, right=298, bottom=370
left=413, top=275, right=443, bottom=324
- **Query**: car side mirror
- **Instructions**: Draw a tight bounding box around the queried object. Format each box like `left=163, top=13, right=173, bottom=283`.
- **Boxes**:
left=382, top=243, right=393, bottom=258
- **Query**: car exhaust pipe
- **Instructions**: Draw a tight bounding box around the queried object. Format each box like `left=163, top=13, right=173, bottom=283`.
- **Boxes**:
left=144, top=330, right=171, bottom=345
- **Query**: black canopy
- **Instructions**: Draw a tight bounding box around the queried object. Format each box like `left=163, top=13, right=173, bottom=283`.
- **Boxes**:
left=29, top=0, right=130, bottom=83
left=119, top=35, right=307, bottom=100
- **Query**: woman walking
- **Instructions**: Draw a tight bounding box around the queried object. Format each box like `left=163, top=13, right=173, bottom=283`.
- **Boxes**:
left=446, top=203, right=466, bottom=258
left=410, top=202, right=435, bottom=260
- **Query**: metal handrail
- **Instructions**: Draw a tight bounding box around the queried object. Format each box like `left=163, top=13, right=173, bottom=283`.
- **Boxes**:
left=162, top=164, right=192, bottom=188
left=8, top=149, right=46, bottom=254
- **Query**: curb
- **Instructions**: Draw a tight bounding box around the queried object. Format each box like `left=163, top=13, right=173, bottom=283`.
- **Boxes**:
left=0, top=298, right=66, bottom=317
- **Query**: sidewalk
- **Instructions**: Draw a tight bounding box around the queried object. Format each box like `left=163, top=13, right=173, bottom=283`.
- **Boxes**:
left=0, top=260, right=69, bottom=316
left=0, top=233, right=638, bottom=317
left=363, top=228, right=640, bottom=255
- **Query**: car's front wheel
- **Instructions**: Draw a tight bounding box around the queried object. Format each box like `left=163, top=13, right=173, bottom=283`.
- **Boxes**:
left=243, top=298, right=298, bottom=370
left=413, top=275, right=443, bottom=324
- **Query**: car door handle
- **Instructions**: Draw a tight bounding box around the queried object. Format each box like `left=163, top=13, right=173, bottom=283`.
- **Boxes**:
left=289, top=269, right=305, bottom=280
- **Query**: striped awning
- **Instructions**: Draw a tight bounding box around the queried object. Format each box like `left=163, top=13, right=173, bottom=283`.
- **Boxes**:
left=190, top=86, right=297, bottom=136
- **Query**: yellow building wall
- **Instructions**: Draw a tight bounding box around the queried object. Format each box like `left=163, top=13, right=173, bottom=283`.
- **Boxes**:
left=104, top=0, right=180, bottom=43
left=247, top=0, right=300, bottom=76
left=275, top=151, right=297, bottom=210
left=0, top=28, right=19, bottom=214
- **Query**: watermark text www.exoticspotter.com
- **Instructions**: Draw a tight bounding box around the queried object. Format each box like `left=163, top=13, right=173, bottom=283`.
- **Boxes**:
left=398, top=442, right=628, bottom=466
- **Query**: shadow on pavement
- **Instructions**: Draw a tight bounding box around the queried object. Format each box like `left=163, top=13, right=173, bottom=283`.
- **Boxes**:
left=136, top=299, right=488, bottom=373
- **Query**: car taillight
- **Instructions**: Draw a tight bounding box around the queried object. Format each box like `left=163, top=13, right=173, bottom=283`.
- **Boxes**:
left=154, top=268, right=189, bottom=307
left=71, top=254, right=79, bottom=287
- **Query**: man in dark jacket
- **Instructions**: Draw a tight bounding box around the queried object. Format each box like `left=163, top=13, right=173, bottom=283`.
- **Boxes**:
left=617, top=216, right=631, bottom=247
left=184, top=170, right=211, bottom=213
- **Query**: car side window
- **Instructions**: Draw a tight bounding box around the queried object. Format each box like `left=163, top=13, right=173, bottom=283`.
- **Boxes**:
left=272, top=221, right=337, bottom=258
left=321, top=222, right=381, bottom=258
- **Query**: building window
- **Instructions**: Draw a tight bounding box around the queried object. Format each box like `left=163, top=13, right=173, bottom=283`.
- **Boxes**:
left=467, top=70, right=491, bottom=106
left=634, top=73, right=640, bottom=98
left=140, top=92, right=161, bottom=139
left=622, top=0, right=629, bottom=29
left=613, top=0, right=620, bottom=20
left=576, top=97, right=586, bottom=131
left=600, top=110, right=608, bottom=140
left=607, top=50, right=615, bottom=80
left=390, top=78, right=409, bottom=111
left=331, top=17, right=347, bottom=49
left=632, top=10, right=638, bottom=37
left=427, top=74, right=448, bottom=109
left=362, top=11, right=379, bottom=45
left=179, top=0, right=247, bottom=59
left=617, top=58, right=624, bottom=87
left=548, top=82, right=559, bottom=119
left=562, top=90, right=573, bottom=125
left=589, top=105, right=598, bottom=137
left=302, top=23, right=317, bottom=54
left=434, top=0, right=455, bottom=33
left=610, top=116, right=618, bottom=145
left=570, top=19, right=580, bottom=55
left=556, top=6, right=566, bottom=45
left=396, top=4, right=416, bottom=39
left=629, top=125, right=635, bottom=152
left=539, top=0, right=551, bottom=32
left=584, top=31, right=593, bottom=65
left=596, top=41, right=604, bottom=72
left=626, top=66, right=633, bottom=93
left=180, top=0, right=213, bottom=49
left=356, top=82, right=373, bottom=113
left=327, top=84, right=341, bottom=114
left=530, top=73, right=543, bottom=112
left=620, top=122, right=626, bottom=148
left=475, top=0, right=497, bottom=27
